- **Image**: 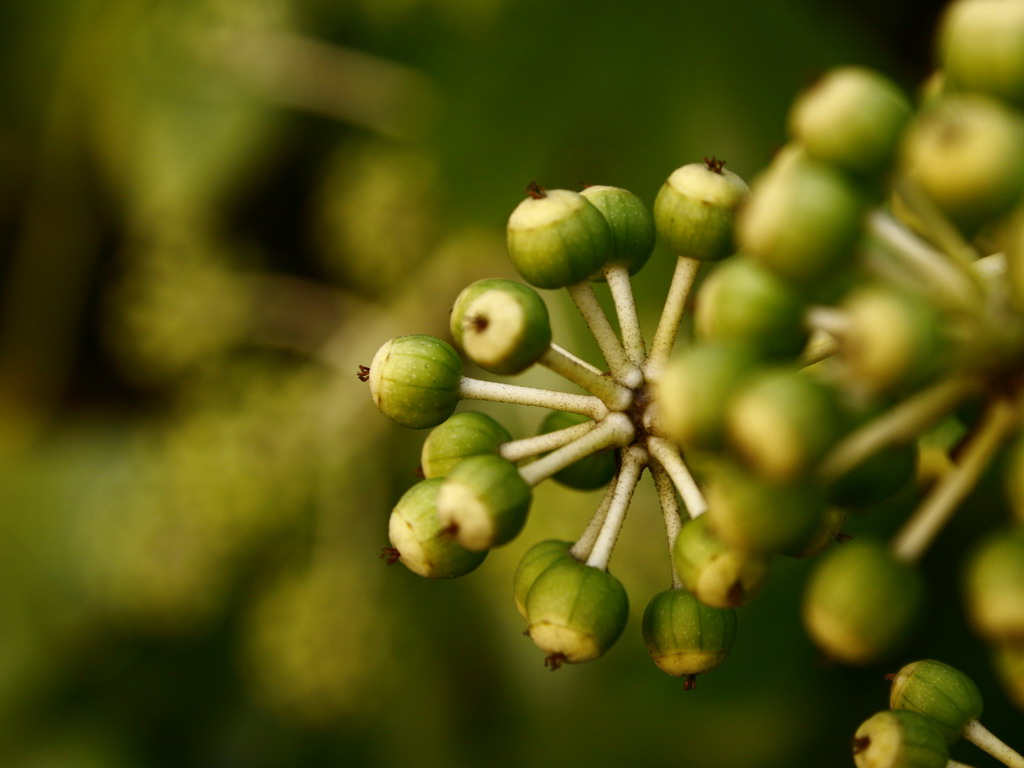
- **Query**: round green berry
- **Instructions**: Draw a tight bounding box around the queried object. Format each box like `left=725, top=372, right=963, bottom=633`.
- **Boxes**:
left=852, top=710, right=949, bottom=768
left=641, top=588, right=737, bottom=679
left=964, top=528, right=1024, bottom=644
left=694, top=255, right=809, bottom=360
left=738, top=147, right=867, bottom=286
left=506, top=187, right=612, bottom=289
left=525, top=558, right=629, bottom=666
left=939, top=0, right=1024, bottom=106
left=420, top=411, right=512, bottom=479
left=436, top=454, right=532, bottom=551
left=705, top=463, right=827, bottom=555
left=889, top=659, right=983, bottom=744
left=803, top=538, right=924, bottom=665
left=368, top=335, right=462, bottom=429
left=788, top=66, right=911, bottom=178
left=538, top=411, right=616, bottom=490
left=993, top=642, right=1024, bottom=711
left=653, top=341, right=759, bottom=451
left=512, top=539, right=575, bottom=618
left=387, top=479, right=487, bottom=578
left=580, top=185, right=656, bottom=275
left=672, top=515, right=771, bottom=608
left=726, top=368, right=844, bottom=482
left=450, top=279, right=552, bottom=375
left=653, top=159, right=750, bottom=261
left=900, top=94, right=1024, bottom=233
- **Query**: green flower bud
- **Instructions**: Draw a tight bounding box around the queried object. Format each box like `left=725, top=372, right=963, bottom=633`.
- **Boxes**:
left=538, top=411, right=616, bottom=490
left=738, top=148, right=867, bottom=286
left=889, top=659, right=983, bottom=743
left=653, top=158, right=750, bottom=261
left=993, top=642, right=1024, bottom=711
left=841, top=285, right=949, bottom=398
left=449, top=279, right=552, bottom=375
left=726, top=368, right=844, bottom=482
left=852, top=710, right=949, bottom=768
left=387, top=479, right=487, bottom=578
left=788, top=66, right=911, bottom=178
left=513, top=539, right=575, bottom=618
left=641, top=588, right=737, bottom=679
left=506, top=187, right=612, bottom=289
left=803, top=538, right=925, bottom=665
left=706, top=463, right=827, bottom=555
left=437, top=454, right=532, bottom=551
left=830, top=440, right=917, bottom=510
left=900, top=94, right=1024, bottom=233
left=672, top=515, right=771, bottom=608
left=939, top=0, right=1024, bottom=106
left=694, top=255, right=810, bottom=360
left=525, top=558, right=629, bottom=667
left=420, top=411, right=512, bottom=479
left=964, top=528, right=1024, bottom=644
left=368, top=335, right=462, bottom=429
left=654, top=342, right=759, bottom=451
left=580, top=185, right=656, bottom=275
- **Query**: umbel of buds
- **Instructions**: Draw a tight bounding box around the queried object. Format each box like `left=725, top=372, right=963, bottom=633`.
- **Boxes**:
left=362, top=9, right=1024, bottom=760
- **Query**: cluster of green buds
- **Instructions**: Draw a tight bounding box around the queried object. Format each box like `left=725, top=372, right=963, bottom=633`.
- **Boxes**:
left=362, top=0, right=1024, bottom=713
left=851, top=658, right=1024, bottom=768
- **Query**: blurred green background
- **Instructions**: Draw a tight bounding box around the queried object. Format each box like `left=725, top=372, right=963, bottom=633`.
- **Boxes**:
left=3, top=0, right=1019, bottom=766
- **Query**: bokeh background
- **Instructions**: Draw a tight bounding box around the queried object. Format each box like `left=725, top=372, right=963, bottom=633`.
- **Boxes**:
left=3, top=0, right=1019, bottom=766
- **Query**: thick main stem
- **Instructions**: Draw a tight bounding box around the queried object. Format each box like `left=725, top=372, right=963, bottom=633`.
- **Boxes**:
left=963, top=719, right=1024, bottom=768
left=586, top=445, right=647, bottom=571
left=458, top=377, right=608, bottom=420
left=891, top=397, right=1018, bottom=563
left=539, top=345, right=633, bottom=411
left=819, top=375, right=983, bottom=483
left=604, top=264, right=646, bottom=366
left=644, top=256, right=701, bottom=378
left=647, top=436, right=708, bottom=518
left=565, top=282, right=642, bottom=388
left=518, top=413, right=635, bottom=487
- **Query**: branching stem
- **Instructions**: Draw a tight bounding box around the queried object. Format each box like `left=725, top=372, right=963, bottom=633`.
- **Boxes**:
left=586, top=444, right=647, bottom=571
left=539, top=345, right=633, bottom=411
left=566, top=282, right=643, bottom=388
left=647, top=436, right=708, bottom=518
left=458, top=377, right=608, bottom=420
left=651, top=465, right=684, bottom=588
left=891, top=396, right=1018, bottom=563
left=604, top=264, right=647, bottom=366
left=518, top=413, right=635, bottom=487
left=570, top=480, right=617, bottom=562
left=499, top=419, right=598, bottom=463
left=644, top=256, right=701, bottom=379
left=963, top=719, right=1024, bottom=768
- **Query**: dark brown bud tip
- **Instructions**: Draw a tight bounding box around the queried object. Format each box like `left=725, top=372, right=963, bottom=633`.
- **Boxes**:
left=852, top=736, right=871, bottom=755
left=683, top=674, right=698, bottom=691
left=703, top=156, right=726, bottom=174
left=380, top=547, right=401, bottom=565
left=527, top=181, right=548, bottom=199
left=545, top=653, right=566, bottom=671
left=357, top=364, right=371, bottom=382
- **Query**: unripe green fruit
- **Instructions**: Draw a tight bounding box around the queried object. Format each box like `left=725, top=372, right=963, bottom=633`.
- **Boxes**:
left=964, top=528, right=1024, bottom=644
left=368, top=335, right=462, bottom=429
left=437, top=454, right=532, bottom=551
left=726, top=369, right=844, bottom=482
left=672, top=515, right=771, bottom=608
left=526, top=558, right=629, bottom=666
left=506, top=188, right=612, bottom=289
left=387, top=479, right=487, bottom=578
left=852, top=709, right=949, bottom=768
left=580, top=185, right=656, bottom=275
left=738, top=148, right=867, bottom=286
left=889, top=659, right=983, bottom=744
left=706, top=463, right=827, bottom=555
left=450, top=279, right=552, bottom=375
left=803, top=538, right=925, bottom=665
left=653, top=159, right=750, bottom=261
left=788, top=66, right=911, bottom=178
left=841, top=285, right=948, bottom=398
left=786, top=506, right=848, bottom=559
left=694, top=255, right=809, bottom=360
left=421, top=411, right=512, bottom=479
left=939, top=0, right=1024, bottom=106
left=654, top=342, right=759, bottom=451
left=901, top=94, right=1024, bottom=233
left=538, top=411, right=616, bottom=490
left=641, top=588, right=737, bottom=678
left=513, top=539, right=575, bottom=618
